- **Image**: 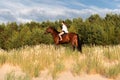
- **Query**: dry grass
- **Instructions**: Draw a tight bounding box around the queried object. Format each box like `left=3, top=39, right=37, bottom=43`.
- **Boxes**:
left=0, top=44, right=120, bottom=79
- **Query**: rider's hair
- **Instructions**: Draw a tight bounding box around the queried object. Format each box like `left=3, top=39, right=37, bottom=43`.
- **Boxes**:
left=62, top=21, right=65, bottom=24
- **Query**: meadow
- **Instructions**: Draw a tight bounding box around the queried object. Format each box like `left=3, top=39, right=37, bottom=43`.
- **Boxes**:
left=0, top=44, right=120, bottom=80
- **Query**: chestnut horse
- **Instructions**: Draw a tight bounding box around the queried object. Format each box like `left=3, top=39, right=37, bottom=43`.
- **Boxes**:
left=45, top=27, right=82, bottom=52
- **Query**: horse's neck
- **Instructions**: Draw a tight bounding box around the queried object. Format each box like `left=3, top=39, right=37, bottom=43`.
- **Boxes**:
left=51, top=31, right=59, bottom=38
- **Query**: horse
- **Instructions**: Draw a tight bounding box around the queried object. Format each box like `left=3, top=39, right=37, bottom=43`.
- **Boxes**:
left=45, top=27, right=82, bottom=52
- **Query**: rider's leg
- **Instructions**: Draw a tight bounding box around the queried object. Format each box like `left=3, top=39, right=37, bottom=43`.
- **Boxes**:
left=59, top=32, right=64, bottom=41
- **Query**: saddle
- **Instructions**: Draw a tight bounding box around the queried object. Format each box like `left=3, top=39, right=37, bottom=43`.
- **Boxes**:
left=62, top=33, right=67, bottom=36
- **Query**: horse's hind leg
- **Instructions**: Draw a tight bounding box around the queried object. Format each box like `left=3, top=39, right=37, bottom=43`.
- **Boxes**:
left=71, top=41, right=76, bottom=51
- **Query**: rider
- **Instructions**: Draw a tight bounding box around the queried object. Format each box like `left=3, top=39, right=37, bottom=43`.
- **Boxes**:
left=59, top=21, right=68, bottom=41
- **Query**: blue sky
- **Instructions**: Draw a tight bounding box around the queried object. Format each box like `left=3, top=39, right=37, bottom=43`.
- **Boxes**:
left=0, top=0, right=120, bottom=23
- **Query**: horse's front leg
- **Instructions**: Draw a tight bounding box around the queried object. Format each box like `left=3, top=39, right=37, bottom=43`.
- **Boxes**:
left=54, top=37, right=59, bottom=44
left=54, top=38, right=59, bottom=49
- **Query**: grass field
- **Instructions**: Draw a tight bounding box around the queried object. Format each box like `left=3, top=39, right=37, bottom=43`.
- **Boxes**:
left=0, top=44, right=120, bottom=80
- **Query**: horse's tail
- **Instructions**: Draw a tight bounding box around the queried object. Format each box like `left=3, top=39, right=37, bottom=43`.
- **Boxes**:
left=77, top=34, right=82, bottom=53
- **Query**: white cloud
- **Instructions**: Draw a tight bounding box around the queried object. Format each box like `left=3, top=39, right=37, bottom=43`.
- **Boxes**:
left=17, top=18, right=32, bottom=23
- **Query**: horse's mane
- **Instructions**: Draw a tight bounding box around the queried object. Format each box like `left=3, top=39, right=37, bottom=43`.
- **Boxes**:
left=50, top=27, right=59, bottom=33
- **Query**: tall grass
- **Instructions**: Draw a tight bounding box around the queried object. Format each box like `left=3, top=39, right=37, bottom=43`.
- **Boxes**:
left=0, top=44, right=120, bottom=79
left=5, top=71, right=30, bottom=80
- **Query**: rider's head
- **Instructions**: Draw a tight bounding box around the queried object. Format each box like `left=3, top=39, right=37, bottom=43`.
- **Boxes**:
left=62, top=21, right=65, bottom=25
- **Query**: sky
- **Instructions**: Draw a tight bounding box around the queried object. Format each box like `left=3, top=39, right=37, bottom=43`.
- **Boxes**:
left=0, top=0, right=120, bottom=23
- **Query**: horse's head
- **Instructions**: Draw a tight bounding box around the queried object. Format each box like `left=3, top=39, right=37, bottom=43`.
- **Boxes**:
left=44, top=27, right=54, bottom=34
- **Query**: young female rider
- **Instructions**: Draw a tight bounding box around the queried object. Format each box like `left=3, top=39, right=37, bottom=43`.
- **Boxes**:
left=59, top=21, right=68, bottom=41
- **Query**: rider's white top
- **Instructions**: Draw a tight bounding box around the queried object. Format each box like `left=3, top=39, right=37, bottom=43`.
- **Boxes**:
left=62, top=24, right=68, bottom=33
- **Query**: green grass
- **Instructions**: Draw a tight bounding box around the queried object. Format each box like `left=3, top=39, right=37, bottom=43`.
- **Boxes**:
left=72, top=60, right=86, bottom=75
left=104, top=63, right=120, bottom=78
left=0, top=44, right=120, bottom=79
left=5, top=71, right=30, bottom=80
left=50, top=61, right=65, bottom=79
left=0, top=54, right=7, bottom=66
left=103, top=46, right=120, bottom=61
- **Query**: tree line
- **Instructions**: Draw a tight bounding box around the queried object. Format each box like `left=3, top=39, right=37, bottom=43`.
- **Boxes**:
left=0, top=13, right=120, bottom=50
